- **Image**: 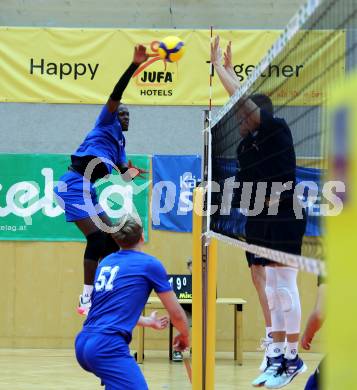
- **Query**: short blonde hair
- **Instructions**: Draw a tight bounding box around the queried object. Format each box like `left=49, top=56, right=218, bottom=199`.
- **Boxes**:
left=112, top=214, right=143, bottom=249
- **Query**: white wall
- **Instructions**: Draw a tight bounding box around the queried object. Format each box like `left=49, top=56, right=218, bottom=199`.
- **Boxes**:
left=0, top=0, right=305, bottom=29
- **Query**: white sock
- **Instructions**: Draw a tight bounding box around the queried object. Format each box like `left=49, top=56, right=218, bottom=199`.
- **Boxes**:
left=266, top=327, right=273, bottom=340
left=285, top=341, right=298, bottom=360
left=82, top=284, right=93, bottom=300
left=268, top=342, right=285, bottom=358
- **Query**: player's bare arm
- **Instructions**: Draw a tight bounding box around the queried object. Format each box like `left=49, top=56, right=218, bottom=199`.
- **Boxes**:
left=157, top=290, right=190, bottom=351
left=211, top=35, right=261, bottom=130
left=301, top=284, right=326, bottom=350
left=117, top=160, right=149, bottom=181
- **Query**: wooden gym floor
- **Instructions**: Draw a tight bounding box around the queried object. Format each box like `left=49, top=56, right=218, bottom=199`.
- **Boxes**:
left=0, top=349, right=322, bottom=389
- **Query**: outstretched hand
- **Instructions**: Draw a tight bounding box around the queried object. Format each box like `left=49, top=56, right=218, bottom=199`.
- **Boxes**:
left=210, top=35, right=223, bottom=67
left=133, top=44, right=149, bottom=66
left=127, top=160, right=149, bottom=179
left=147, top=311, right=169, bottom=330
left=224, top=41, right=233, bottom=70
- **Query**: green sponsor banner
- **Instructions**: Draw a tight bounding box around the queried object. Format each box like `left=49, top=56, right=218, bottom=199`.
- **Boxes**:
left=0, top=154, right=150, bottom=241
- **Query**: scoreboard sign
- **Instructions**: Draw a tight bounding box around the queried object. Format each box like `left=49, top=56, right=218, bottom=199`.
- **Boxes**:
left=168, top=274, right=192, bottom=300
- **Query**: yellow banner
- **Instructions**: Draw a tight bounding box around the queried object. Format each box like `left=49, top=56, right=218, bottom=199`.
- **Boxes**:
left=0, top=27, right=345, bottom=106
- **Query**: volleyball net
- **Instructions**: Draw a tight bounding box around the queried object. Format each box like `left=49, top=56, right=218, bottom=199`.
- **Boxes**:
left=192, top=1, right=357, bottom=389
left=205, top=0, right=357, bottom=274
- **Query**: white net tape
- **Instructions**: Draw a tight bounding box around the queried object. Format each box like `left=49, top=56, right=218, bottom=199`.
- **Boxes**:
left=207, top=231, right=326, bottom=276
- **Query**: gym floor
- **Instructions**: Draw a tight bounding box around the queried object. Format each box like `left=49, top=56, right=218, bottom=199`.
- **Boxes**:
left=0, top=349, right=322, bottom=389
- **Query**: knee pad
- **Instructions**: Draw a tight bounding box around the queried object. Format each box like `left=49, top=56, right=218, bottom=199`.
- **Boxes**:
left=84, top=231, right=107, bottom=261
left=102, top=234, right=120, bottom=257
left=276, top=287, right=294, bottom=312
left=265, top=286, right=277, bottom=311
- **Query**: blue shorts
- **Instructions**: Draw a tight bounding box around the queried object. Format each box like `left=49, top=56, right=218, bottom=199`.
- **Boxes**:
left=54, top=171, right=104, bottom=222
left=75, top=331, right=148, bottom=390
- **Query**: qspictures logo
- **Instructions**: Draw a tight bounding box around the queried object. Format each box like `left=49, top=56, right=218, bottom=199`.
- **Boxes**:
left=132, top=40, right=178, bottom=97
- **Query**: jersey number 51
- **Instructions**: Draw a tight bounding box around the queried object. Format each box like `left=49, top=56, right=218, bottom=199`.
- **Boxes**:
left=95, top=266, right=120, bottom=292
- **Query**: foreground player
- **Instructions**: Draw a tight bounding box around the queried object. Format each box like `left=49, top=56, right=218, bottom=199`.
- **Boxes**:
left=211, top=36, right=306, bottom=388
left=301, top=279, right=326, bottom=390
left=54, top=44, right=148, bottom=314
left=75, top=214, right=190, bottom=389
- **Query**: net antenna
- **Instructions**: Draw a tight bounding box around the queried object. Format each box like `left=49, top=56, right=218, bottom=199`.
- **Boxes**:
left=205, top=25, right=214, bottom=237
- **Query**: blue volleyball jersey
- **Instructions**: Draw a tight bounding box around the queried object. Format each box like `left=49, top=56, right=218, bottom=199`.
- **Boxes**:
left=72, top=105, right=127, bottom=173
left=83, top=250, right=172, bottom=340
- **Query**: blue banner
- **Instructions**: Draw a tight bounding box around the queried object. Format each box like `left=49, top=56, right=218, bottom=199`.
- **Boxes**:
left=152, top=155, right=201, bottom=232
left=296, top=166, right=323, bottom=237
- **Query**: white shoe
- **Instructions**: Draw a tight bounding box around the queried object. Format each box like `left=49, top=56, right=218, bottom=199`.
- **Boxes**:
left=258, top=337, right=273, bottom=372
left=77, top=294, right=91, bottom=316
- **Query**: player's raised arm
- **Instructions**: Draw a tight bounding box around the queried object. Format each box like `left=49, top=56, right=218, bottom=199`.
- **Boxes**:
left=211, top=36, right=238, bottom=96
left=157, top=290, right=190, bottom=351
left=106, top=44, right=149, bottom=113
left=211, top=36, right=261, bottom=130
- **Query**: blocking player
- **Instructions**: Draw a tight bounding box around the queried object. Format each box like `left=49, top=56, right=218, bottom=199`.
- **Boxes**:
left=54, top=44, right=148, bottom=315
left=75, top=214, right=190, bottom=390
left=211, top=36, right=307, bottom=388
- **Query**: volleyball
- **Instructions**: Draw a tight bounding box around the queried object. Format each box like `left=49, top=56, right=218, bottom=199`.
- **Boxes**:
left=158, top=36, right=185, bottom=62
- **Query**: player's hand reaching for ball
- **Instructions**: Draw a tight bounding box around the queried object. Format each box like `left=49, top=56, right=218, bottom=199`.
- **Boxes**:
left=133, top=44, right=149, bottom=65
left=148, top=311, right=169, bottom=330
left=173, top=333, right=190, bottom=352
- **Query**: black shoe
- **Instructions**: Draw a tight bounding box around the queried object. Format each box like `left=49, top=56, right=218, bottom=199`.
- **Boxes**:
left=172, top=350, right=183, bottom=362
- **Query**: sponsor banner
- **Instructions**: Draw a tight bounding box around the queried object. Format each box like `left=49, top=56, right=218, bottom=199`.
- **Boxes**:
left=0, top=154, right=150, bottom=241
left=152, top=155, right=201, bottom=232
left=0, top=27, right=345, bottom=106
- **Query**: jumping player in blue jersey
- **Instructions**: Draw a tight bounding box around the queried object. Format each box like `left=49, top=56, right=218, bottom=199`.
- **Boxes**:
left=54, top=44, right=149, bottom=315
left=75, top=214, right=190, bottom=390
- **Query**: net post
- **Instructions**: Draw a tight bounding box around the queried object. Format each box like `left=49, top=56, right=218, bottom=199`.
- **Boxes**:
left=202, top=107, right=217, bottom=389
left=202, top=109, right=210, bottom=390
left=192, top=187, right=204, bottom=390
left=205, top=237, right=217, bottom=390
